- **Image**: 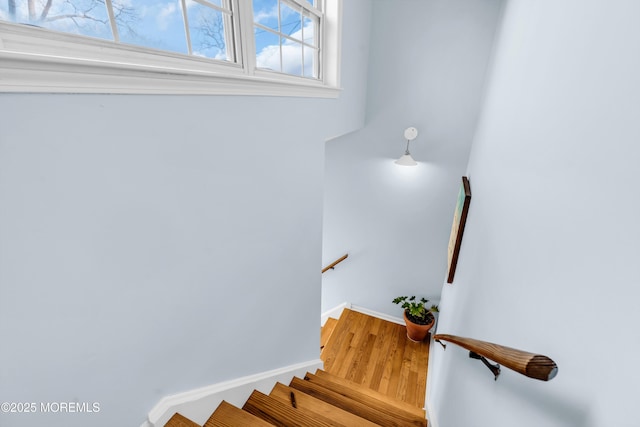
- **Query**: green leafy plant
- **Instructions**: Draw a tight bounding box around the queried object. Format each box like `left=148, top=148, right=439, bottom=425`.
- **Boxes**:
left=392, top=296, right=439, bottom=325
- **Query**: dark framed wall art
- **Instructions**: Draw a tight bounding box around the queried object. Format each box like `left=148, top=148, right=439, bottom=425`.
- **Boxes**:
left=447, top=176, right=472, bottom=283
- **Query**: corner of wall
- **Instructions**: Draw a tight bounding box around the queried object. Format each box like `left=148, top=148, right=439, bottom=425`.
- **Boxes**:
left=321, top=302, right=351, bottom=325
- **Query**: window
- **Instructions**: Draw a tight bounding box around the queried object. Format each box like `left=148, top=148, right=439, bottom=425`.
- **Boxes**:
left=253, top=0, right=321, bottom=79
left=1, top=0, right=239, bottom=62
left=0, top=0, right=341, bottom=96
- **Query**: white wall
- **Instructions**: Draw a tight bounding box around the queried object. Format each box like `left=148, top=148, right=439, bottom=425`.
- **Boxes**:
left=322, top=0, right=503, bottom=315
left=0, top=3, right=371, bottom=426
left=430, top=1, right=640, bottom=426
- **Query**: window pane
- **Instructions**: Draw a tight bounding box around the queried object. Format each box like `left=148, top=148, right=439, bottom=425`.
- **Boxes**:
left=252, top=0, right=322, bottom=79
left=252, top=0, right=278, bottom=31
left=115, top=0, right=188, bottom=55
left=255, top=28, right=281, bottom=72
left=302, top=13, right=317, bottom=46
left=281, top=37, right=302, bottom=76
left=187, top=2, right=231, bottom=60
left=303, top=45, right=317, bottom=78
left=280, top=1, right=301, bottom=39
left=0, top=0, right=113, bottom=40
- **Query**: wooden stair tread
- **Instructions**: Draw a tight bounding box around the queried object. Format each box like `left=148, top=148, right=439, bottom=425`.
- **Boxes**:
left=289, top=376, right=425, bottom=427
left=242, top=389, right=333, bottom=427
left=303, top=372, right=426, bottom=426
left=321, top=308, right=430, bottom=407
left=164, top=413, right=201, bottom=427
left=204, top=400, right=273, bottom=427
left=314, top=369, right=426, bottom=418
left=321, top=309, right=361, bottom=370
left=321, top=317, right=339, bottom=354
left=270, top=382, right=379, bottom=427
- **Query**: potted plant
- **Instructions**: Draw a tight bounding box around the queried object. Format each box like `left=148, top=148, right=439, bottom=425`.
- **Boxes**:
left=393, top=296, right=439, bottom=342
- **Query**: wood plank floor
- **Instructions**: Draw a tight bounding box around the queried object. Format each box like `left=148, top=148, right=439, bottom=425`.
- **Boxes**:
left=320, top=309, right=430, bottom=408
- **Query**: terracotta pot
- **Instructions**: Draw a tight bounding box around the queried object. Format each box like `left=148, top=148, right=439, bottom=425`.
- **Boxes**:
left=403, top=311, right=435, bottom=342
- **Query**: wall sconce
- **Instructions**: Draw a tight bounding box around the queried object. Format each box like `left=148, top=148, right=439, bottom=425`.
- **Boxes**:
left=395, top=127, right=418, bottom=166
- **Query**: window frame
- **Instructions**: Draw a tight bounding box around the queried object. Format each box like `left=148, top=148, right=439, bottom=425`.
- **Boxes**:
left=0, top=0, right=341, bottom=97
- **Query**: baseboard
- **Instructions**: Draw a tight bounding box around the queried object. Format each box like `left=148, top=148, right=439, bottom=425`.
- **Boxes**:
left=350, top=304, right=404, bottom=325
left=321, top=302, right=404, bottom=326
left=426, top=398, right=439, bottom=427
left=145, top=358, right=323, bottom=427
left=321, top=302, right=351, bottom=325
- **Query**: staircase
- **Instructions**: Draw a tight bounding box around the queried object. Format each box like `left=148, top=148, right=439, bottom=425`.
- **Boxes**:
left=164, top=309, right=429, bottom=427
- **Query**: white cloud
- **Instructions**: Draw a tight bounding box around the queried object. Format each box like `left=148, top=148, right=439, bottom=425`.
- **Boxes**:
left=256, top=36, right=315, bottom=76
left=256, top=44, right=281, bottom=71
left=281, top=43, right=304, bottom=76
left=193, top=49, right=228, bottom=61
left=184, top=0, right=199, bottom=11
left=156, top=2, right=179, bottom=31
left=288, top=25, right=315, bottom=45
left=253, top=4, right=278, bottom=26
left=255, top=20, right=316, bottom=76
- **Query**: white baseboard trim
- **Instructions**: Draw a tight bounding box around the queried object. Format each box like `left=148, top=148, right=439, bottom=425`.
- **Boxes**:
left=321, top=302, right=351, bottom=325
left=144, top=358, right=324, bottom=427
left=321, top=302, right=404, bottom=326
left=350, top=304, right=404, bottom=325
left=426, top=398, right=439, bottom=427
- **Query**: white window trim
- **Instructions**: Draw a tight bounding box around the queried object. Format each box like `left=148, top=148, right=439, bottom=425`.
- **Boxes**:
left=0, top=0, right=341, bottom=97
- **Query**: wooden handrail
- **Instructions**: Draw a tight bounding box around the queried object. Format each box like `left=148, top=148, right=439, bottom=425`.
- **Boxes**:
left=322, top=254, right=348, bottom=273
left=434, top=334, right=558, bottom=381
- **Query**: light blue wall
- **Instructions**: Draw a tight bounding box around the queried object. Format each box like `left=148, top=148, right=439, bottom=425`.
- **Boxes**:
left=322, top=0, right=503, bottom=315
left=430, top=1, right=640, bottom=426
left=0, top=3, right=371, bottom=426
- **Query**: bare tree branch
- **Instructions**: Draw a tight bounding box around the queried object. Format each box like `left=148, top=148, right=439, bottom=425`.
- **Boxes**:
left=45, top=13, right=105, bottom=24
left=193, top=10, right=226, bottom=52
left=40, top=0, right=53, bottom=21
left=10, top=0, right=137, bottom=37
left=5, top=0, right=226, bottom=58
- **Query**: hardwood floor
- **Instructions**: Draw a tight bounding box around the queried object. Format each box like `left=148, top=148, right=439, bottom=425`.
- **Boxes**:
left=320, top=309, right=430, bottom=408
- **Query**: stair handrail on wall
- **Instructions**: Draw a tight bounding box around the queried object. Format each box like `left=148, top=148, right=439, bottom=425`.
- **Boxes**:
left=434, top=334, right=558, bottom=381
left=322, top=253, right=349, bottom=273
